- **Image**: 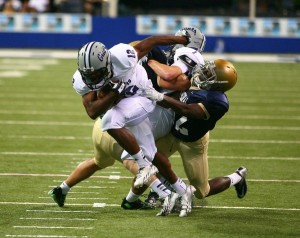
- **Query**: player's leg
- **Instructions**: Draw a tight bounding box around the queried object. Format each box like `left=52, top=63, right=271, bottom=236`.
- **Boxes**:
left=153, top=133, right=194, bottom=216
left=177, top=132, right=210, bottom=217
left=179, top=131, right=247, bottom=199
left=102, top=96, right=155, bottom=169
left=48, top=118, right=120, bottom=207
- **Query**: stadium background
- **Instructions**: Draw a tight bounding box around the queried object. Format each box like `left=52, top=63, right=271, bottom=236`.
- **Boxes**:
left=0, top=0, right=299, bottom=53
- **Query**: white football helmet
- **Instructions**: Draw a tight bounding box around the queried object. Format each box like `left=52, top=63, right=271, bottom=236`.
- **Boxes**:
left=165, top=26, right=206, bottom=65
left=175, top=26, right=206, bottom=52
left=78, top=41, right=112, bottom=90
left=191, top=59, right=237, bottom=92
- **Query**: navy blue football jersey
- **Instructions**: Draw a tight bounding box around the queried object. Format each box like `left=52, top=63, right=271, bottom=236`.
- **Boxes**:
left=171, top=90, right=229, bottom=142
left=141, top=46, right=167, bottom=92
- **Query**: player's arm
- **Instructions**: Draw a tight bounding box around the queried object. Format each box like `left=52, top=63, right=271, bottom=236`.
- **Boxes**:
left=133, top=35, right=189, bottom=60
left=148, top=59, right=182, bottom=81
left=158, top=94, right=207, bottom=119
left=148, top=59, right=191, bottom=91
left=82, top=87, right=122, bottom=120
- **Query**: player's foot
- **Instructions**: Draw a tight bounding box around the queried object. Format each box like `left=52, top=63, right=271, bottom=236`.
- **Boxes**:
left=134, top=164, right=158, bottom=188
left=179, top=185, right=195, bottom=217
left=234, top=166, right=248, bottom=199
left=121, top=198, right=153, bottom=210
left=48, top=187, right=66, bottom=207
left=145, top=190, right=159, bottom=208
left=156, top=192, right=179, bottom=216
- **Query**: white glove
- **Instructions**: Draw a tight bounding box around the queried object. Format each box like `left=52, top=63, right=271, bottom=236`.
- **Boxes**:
left=142, top=87, right=164, bottom=102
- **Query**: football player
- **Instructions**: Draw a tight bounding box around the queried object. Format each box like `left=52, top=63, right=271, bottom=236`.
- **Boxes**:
left=142, top=59, right=248, bottom=217
left=74, top=35, right=197, bottom=206
left=48, top=36, right=194, bottom=214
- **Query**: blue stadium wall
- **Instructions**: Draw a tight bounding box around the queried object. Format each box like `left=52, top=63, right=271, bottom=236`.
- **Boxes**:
left=0, top=16, right=299, bottom=53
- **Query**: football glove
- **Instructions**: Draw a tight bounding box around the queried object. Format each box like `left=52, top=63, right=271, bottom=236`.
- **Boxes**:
left=142, top=87, right=164, bottom=102
left=109, top=80, right=126, bottom=95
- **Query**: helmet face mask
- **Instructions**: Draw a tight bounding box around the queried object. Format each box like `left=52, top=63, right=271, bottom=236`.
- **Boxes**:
left=79, top=67, right=110, bottom=90
left=78, top=41, right=112, bottom=90
left=191, top=59, right=237, bottom=92
left=191, top=61, right=216, bottom=90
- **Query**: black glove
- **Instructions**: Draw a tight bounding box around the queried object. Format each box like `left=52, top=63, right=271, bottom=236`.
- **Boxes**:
left=109, top=80, right=126, bottom=95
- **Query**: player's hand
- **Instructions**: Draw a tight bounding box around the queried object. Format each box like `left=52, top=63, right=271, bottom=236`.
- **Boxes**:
left=109, top=80, right=126, bottom=95
left=176, top=29, right=191, bottom=45
left=142, top=86, right=164, bottom=102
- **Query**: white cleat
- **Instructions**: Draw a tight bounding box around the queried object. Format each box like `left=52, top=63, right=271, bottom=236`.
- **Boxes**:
left=156, top=192, right=179, bottom=216
left=134, top=164, right=158, bottom=188
left=179, top=185, right=195, bottom=217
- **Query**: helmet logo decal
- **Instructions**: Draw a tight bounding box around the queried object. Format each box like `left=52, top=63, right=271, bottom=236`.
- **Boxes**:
left=182, top=27, right=196, bottom=35
left=97, top=50, right=106, bottom=62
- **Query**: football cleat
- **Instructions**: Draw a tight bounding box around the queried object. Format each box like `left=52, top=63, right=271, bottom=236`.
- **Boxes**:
left=134, top=164, right=158, bottom=188
left=145, top=190, right=160, bottom=208
left=234, top=166, right=248, bottom=199
left=48, top=187, right=66, bottom=207
left=121, top=198, right=153, bottom=210
left=156, top=192, right=179, bottom=216
left=179, top=185, right=195, bottom=217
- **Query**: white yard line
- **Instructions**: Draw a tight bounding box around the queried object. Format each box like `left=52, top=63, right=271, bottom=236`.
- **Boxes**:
left=1, top=109, right=300, bottom=121
left=0, top=173, right=299, bottom=183
left=1, top=202, right=299, bottom=211
left=13, top=226, right=93, bottom=230
left=20, top=217, right=96, bottom=221
left=6, top=235, right=88, bottom=238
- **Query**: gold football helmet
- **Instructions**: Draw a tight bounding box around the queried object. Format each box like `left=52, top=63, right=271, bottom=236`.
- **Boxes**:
left=191, top=59, right=237, bottom=92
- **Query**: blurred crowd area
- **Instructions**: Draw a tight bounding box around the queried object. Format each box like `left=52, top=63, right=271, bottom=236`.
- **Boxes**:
left=1, top=0, right=300, bottom=17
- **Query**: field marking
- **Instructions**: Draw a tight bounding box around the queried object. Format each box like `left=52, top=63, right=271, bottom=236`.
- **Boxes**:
left=0, top=58, right=59, bottom=65
left=0, top=109, right=83, bottom=116
left=49, top=186, right=116, bottom=189
left=1, top=202, right=299, bottom=212
left=0, top=173, right=299, bottom=183
left=1, top=109, right=300, bottom=121
left=39, top=197, right=108, bottom=200
left=26, top=210, right=96, bottom=213
left=210, top=139, right=300, bottom=144
left=197, top=206, right=300, bottom=211
left=6, top=236, right=88, bottom=238
left=230, top=106, right=300, bottom=112
left=181, top=154, right=300, bottom=162
left=93, top=203, right=300, bottom=211
left=3, top=133, right=300, bottom=145
left=20, top=217, right=96, bottom=221
left=218, top=125, right=300, bottom=131
left=0, top=71, right=27, bottom=77
left=0, top=120, right=92, bottom=127
left=0, top=65, right=44, bottom=70
left=3, top=135, right=300, bottom=144
left=226, top=115, right=300, bottom=120
left=3, top=152, right=298, bottom=161
left=1, top=120, right=300, bottom=131
left=0, top=202, right=96, bottom=207
left=7, top=135, right=90, bottom=140
left=13, top=226, right=93, bottom=230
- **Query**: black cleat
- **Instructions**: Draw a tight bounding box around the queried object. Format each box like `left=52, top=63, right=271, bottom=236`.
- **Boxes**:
left=48, top=187, right=66, bottom=207
left=121, top=198, right=153, bottom=210
left=234, top=166, right=248, bottom=199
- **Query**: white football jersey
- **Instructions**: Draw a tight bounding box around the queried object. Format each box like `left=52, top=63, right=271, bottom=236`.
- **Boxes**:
left=172, top=47, right=205, bottom=74
left=72, top=43, right=151, bottom=97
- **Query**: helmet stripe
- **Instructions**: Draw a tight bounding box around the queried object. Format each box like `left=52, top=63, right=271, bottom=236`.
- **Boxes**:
left=83, top=41, right=96, bottom=69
